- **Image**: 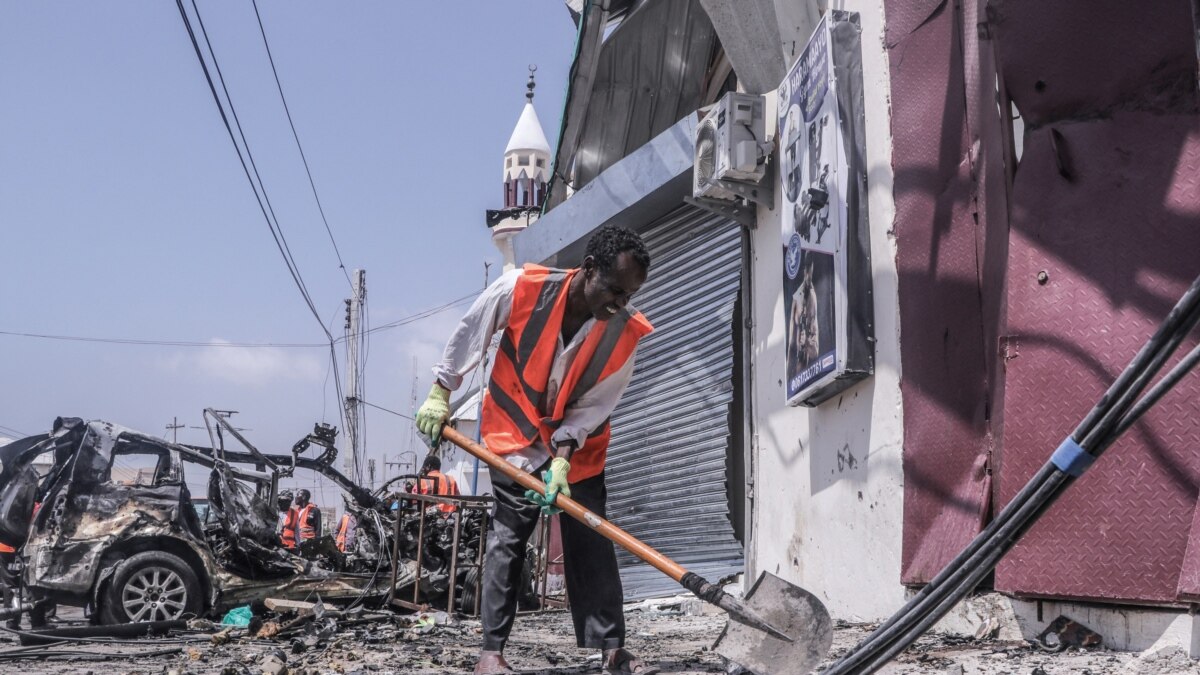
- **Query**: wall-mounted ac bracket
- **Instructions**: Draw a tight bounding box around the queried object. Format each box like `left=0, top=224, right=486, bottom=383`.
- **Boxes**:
left=684, top=196, right=757, bottom=229
left=721, top=157, right=775, bottom=211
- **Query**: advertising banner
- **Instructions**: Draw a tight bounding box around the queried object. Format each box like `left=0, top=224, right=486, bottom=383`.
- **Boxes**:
left=779, top=12, right=873, bottom=406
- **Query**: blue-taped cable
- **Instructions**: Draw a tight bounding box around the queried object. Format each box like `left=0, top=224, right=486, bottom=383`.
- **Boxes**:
left=1050, top=437, right=1094, bottom=477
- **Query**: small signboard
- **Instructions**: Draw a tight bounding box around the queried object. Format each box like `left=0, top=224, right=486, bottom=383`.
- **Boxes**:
left=778, top=11, right=874, bottom=407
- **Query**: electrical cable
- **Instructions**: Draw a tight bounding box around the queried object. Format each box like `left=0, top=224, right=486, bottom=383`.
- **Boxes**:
left=0, top=292, right=476, bottom=351
left=824, top=274, right=1200, bottom=674
left=0, top=330, right=325, bottom=349
left=176, top=0, right=327, bottom=339
left=0, top=424, right=31, bottom=438
left=250, top=0, right=353, bottom=290
left=176, top=0, right=348, bottom=436
left=0, top=647, right=183, bottom=662
left=356, top=399, right=414, bottom=422
left=359, top=292, right=478, bottom=337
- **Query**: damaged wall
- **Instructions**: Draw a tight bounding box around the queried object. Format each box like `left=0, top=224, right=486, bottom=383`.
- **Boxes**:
left=748, top=0, right=908, bottom=620
left=992, top=0, right=1200, bottom=605
left=883, top=0, right=1013, bottom=585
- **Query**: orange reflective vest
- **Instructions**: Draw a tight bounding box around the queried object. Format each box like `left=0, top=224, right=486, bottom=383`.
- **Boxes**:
left=280, top=507, right=299, bottom=549
left=296, top=504, right=317, bottom=541
left=417, top=470, right=460, bottom=513
left=335, top=513, right=354, bottom=552
left=482, top=264, right=653, bottom=483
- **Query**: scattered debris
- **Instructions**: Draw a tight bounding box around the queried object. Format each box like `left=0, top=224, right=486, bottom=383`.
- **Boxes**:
left=0, top=416, right=507, bottom=628
left=1033, top=615, right=1103, bottom=652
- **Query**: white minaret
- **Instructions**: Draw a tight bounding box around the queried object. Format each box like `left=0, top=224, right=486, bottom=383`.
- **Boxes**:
left=492, top=67, right=551, bottom=272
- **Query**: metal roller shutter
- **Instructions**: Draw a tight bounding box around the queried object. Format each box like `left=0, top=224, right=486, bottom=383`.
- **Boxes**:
left=605, top=206, right=745, bottom=599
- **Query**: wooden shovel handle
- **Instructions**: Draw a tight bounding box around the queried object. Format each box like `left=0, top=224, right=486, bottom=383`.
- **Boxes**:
left=441, top=426, right=688, bottom=582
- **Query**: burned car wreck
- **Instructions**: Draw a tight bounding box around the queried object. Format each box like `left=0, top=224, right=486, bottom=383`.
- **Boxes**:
left=0, top=412, right=491, bottom=625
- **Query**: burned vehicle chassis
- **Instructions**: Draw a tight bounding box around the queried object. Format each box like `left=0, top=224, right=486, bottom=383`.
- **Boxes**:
left=0, top=413, right=392, bottom=624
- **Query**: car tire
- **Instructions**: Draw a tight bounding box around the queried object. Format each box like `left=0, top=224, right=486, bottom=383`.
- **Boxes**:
left=99, top=551, right=203, bottom=624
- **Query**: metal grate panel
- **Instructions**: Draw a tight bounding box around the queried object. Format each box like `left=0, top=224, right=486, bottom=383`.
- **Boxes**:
left=605, top=206, right=744, bottom=600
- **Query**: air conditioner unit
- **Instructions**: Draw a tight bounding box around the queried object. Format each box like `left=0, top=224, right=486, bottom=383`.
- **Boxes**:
left=693, top=92, right=767, bottom=200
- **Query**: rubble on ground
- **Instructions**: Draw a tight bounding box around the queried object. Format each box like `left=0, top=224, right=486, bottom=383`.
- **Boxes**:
left=3, top=601, right=1196, bottom=674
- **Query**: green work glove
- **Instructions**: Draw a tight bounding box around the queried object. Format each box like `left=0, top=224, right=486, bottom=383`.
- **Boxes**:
left=525, top=457, right=571, bottom=515
left=415, top=383, right=450, bottom=444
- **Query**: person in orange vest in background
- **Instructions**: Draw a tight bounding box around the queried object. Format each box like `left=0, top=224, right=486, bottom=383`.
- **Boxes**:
left=415, top=226, right=655, bottom=675
left=334, top=511, right=356, bottom=553
left=277, top=489, right=299, bottom=550
left=416, top=455, right=459, bottom=514
left=294, top=489, right=321, bottom=545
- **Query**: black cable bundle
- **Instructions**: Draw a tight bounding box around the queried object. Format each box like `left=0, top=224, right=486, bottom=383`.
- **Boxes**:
left=823, top=273, right=1200, bottom=675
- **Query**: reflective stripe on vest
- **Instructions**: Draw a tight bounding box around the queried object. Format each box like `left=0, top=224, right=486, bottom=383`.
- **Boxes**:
left=297, top=504, right=316, bottom=540
left=481, top=264, right=653, bottom=483
left=335, top=514, right=352, bottom=552
left=280, top=507, right=299, bottom=548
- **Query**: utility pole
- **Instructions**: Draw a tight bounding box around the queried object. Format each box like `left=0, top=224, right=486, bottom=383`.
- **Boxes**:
left=165, top=417, right=184, bottom=443
left=471, top=261, right=492, bottom=495
left=343, top=269, right=366, bottom=484
left=367, top=458, right=376, bottom=490
left=406, top=356, right=418, bottom=459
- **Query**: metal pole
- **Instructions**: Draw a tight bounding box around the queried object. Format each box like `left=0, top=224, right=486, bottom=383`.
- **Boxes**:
left=344, top=271, right=366, bottom=483
left=447, top=513, right=463, bottom=614
left=386, top=504, right=404, bottom=605
left=475, top=508, right=489, bottom=617
left=414, top=503, right=426, bottom=606
left=538, top=515, right=550, bottom=610
left=471, top=262, right=491, bottom=495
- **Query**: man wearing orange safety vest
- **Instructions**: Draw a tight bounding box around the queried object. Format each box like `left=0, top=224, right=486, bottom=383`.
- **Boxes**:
left=417, top=226, right=656, bottom=675
left=293, top=489, right=321, bottom=544
left=416, top=455, right=460, bottom=514
left=335, top=512, right=356, bottom=553
left=278, top=489, right=298, bottom=549
left=279, top=489, right=320, bottom=550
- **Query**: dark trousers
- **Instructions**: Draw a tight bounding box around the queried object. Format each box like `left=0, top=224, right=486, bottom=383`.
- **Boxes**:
left=481, top=463, right=625, bottom=651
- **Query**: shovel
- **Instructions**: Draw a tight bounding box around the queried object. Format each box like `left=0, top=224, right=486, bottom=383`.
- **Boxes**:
left=441, top=426, right=833, bottom=673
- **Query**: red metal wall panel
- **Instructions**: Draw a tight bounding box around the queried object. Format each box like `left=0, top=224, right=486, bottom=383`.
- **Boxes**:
left=991, top=0, right=1200, bottom=603
left=995, top=115, right=1200, bottom=603
left=888, top=0, right=1010, bottom=584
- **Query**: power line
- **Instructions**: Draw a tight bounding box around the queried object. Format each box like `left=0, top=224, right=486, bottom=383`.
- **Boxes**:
left=355, top=398, right=414, bottom=422
left=0, top=291, right=479, bottom=350
left=0, top=424, right=31, bottom=439
left=176, top=0, right=346, bottom=435
left=356, top=292, right=478, bottom=338
left=0, top=330, right=326, bottom=348
left=250, top=0, right=353, bottom=290
left=175, top=0, right=328, bottom=341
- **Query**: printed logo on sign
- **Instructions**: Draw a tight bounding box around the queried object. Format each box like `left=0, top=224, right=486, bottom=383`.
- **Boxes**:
left=822, top=354, right=835, bottom=368
left=785, top=233, right=803, bottom=280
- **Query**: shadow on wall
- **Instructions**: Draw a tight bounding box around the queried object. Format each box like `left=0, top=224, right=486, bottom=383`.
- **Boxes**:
left=807, top=379, right=877, bottom=495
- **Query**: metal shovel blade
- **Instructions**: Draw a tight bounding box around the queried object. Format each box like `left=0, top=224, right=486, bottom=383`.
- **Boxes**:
left=714, top=572, right=833, bottom=674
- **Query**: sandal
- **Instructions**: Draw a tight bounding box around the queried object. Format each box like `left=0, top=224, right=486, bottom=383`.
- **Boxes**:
left=603, top=648, right=661, bottom=675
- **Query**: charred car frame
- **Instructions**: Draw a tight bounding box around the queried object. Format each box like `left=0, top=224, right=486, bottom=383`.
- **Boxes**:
left=0, top=411, right=480, bottom=625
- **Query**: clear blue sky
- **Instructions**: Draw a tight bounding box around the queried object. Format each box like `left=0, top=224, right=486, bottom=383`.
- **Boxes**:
left=0, top=2, right=575, bottom=496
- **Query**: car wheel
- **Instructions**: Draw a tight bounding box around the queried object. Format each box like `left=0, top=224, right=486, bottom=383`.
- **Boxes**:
left=100, top=551, right=202, bottom=624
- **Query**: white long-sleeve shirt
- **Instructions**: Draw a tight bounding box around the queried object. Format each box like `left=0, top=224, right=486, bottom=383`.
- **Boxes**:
left=433, top=268, right=639, bottom=473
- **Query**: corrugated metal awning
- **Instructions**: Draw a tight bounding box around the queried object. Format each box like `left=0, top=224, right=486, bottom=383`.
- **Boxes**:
left=605, top=206, right=744, bottom=599
left=545, top=0, right=719, bottom=211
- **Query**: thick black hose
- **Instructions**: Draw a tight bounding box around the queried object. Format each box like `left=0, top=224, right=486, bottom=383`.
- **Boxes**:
left=1071, top=276, right=1200, bottom=444
left=822, top=463, right=1058, bottom=673
left=1111, top=342, right=1200, bottom=440
left=854, top=472, right=1070, bottom=674
left=827, top=274, right=1200, bottom=674
left=1081, top=301, right=1200, bottom=451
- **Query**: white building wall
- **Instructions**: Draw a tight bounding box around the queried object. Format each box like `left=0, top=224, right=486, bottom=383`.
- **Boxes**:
left=747, top=1, right=906, bottom=621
